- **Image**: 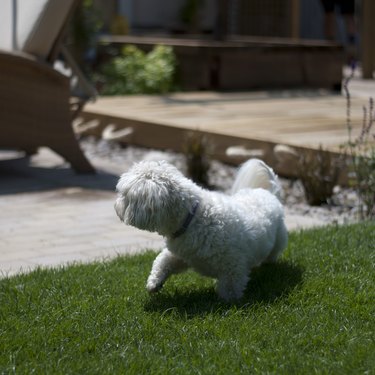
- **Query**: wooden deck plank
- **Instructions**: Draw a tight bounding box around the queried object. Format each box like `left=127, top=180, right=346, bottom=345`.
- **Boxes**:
left=85, top=92, right=367, bottom=140
left=90, top=95, right=359, bottom=120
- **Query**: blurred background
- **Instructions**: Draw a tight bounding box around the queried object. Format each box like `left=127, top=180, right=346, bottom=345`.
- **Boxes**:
left=72, top=0, right=373, bottom=80
left=85, top=0, right=346, bottom=40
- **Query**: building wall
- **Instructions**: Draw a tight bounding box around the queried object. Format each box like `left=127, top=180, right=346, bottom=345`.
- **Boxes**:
left=118, top=0, right=216, bottom=32
left=130, top=0, right=182, bottom=29
left=94, top=0, right=352, bottom=42
left=116, top=0, right=324, bottom=38
left=299, top=0, right=325, bottom=40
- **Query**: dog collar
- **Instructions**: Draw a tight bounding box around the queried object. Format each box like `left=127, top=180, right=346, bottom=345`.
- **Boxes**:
left=172, top=201, right=199, bottom=239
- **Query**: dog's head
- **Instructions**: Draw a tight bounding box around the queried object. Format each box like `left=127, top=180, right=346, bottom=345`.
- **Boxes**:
left=115, top=160, right=195, bottom=235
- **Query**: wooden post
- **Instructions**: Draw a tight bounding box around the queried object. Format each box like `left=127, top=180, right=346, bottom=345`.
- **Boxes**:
left=290, top=0, right=300, bottom=39
left=361, top=0, right=375, bottom=79
left=214, top=0, right=229, bottom=41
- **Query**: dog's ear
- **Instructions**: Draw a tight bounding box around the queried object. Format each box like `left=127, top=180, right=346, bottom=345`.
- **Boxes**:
left=114, top=197, right=126, bottom=221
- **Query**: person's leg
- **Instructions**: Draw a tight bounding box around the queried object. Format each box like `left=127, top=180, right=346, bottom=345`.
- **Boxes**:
left=339, top=0, right=357, bottom=64
left=339, top=0, right=356, bottom=39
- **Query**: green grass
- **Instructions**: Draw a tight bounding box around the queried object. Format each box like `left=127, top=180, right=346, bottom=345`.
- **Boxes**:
left=1, top=223, right=374, bottom=374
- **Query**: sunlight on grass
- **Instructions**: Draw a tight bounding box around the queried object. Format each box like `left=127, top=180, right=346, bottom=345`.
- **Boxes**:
left=0, top=223, right=374, bottom=374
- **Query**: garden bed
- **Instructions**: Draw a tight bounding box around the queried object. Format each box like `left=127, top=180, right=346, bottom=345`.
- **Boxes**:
left=81, top=137, right=360, bottom=226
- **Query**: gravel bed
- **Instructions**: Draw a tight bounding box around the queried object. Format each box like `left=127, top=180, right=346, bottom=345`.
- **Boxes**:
left=82, top=137, right=360, bottom=226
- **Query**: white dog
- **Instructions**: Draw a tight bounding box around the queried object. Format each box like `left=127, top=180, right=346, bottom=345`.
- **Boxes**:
left=115, top=159, right=288, bottom=301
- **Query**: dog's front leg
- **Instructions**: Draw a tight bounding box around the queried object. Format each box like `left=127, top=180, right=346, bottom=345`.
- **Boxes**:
left=146, top=248, right=188, bottom=293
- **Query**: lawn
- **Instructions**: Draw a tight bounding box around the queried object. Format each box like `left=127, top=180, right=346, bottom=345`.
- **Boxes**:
left=0, top=222, right=374, bottom=374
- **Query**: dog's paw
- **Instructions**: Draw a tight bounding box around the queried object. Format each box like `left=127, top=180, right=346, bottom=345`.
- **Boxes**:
left=146, top=279, right=163, bottom=293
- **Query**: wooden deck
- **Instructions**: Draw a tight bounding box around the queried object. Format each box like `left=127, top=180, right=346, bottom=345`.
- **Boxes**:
left=81, top=84, right=374, bottom=178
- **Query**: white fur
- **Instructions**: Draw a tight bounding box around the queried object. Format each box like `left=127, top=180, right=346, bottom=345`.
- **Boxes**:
left=115, top=159, right=288, bottom=301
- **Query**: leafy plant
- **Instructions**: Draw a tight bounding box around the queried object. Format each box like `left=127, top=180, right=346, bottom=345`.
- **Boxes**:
left=342, top=70, right=375, bottom=219
left=297, top=146, right=341, bottom=205
left=70, top=0, right=103, bottom=65
left=180, top=0, right=204, bottom=31
left=184, top=132, right=211, bottom=188
left=99, top=45, right=177, bottom=95
left=297, top=68, right=375, bottom=212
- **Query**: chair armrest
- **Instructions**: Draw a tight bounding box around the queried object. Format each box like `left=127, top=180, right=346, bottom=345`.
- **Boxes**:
left=0, top=49, right=68, bottom=89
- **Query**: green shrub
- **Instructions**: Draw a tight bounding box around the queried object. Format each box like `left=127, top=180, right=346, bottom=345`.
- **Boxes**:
left=183, top=132, right=211, bottom=188
left=343, top=72, right=375, bottom=219
left=70, top=0, right=103, bottom=66
left=297, top=146, right=341, bottom=206
left=100, top=44, right=177, bottom=95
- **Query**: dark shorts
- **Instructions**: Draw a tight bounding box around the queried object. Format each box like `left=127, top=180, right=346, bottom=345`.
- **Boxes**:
left=321, top=0, right=355, bottom=14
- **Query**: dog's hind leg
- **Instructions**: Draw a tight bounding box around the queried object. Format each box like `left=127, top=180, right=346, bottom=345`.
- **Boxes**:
left=265, top=223, right=288, bottom=263
left=216, top=273, right=249, bottom=301
left=146, top=248, right=188, bottom=293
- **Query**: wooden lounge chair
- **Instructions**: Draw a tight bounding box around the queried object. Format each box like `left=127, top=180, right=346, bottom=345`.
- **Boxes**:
left=0, top=0, right=95, bottom=173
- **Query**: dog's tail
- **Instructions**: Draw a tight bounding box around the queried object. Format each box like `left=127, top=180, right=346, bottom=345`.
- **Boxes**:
left=231, top=158, right=281, bottom=199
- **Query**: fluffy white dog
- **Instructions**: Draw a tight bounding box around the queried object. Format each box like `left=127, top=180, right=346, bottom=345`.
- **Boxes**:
left=115, top=159, right=288, bottom=301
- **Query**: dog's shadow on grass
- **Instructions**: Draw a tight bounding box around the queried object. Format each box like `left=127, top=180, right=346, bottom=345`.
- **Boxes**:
left=144, top=261, right=304, bottom=317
